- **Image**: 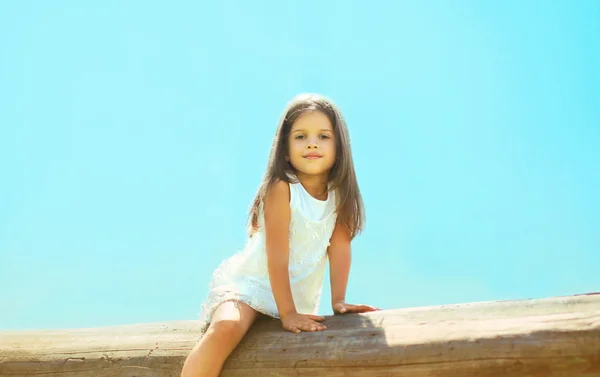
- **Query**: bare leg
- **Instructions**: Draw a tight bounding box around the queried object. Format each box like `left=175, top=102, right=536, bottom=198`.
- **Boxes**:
left=181, top=301, right=260, bottom=377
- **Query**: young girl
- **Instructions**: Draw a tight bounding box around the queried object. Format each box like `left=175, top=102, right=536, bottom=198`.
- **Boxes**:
left=181, top=93, right=379, bottom=377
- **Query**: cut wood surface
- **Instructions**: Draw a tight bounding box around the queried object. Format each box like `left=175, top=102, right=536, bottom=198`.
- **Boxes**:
left=1, top=293, right=600, bottom=376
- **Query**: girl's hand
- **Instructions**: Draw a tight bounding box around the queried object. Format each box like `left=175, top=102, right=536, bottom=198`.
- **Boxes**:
left=332, top=301, right=380, bottom=314
left=281, top=312, right=327, bottom=334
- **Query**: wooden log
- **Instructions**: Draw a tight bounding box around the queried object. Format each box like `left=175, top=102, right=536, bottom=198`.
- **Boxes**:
left=1, top=293, right=600, bottom=377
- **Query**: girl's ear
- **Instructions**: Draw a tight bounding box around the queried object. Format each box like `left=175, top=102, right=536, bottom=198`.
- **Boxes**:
left=285, top=155, right=290, bottom=162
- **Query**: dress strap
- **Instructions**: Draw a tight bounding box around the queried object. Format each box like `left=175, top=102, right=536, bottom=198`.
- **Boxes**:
left=288, top=181, right=298, bottom=209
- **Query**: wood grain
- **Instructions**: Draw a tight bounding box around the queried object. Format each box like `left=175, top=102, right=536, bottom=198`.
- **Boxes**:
left=1, top=293, right=599, bottom=376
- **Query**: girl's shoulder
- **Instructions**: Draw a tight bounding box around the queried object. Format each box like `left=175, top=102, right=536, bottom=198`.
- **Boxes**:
left=267, top=178, right=291, bottom=195
left=265, top=172, right=297, bottom=203
left=263, top=178, right=291, bottom=210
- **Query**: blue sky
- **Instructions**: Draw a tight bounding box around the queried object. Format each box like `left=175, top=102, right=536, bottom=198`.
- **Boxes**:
left=1, top=1, right=598, bottom=331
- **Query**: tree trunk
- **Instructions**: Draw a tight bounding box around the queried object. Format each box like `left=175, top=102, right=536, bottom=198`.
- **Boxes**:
left=1, top=293, right=599, bottom=376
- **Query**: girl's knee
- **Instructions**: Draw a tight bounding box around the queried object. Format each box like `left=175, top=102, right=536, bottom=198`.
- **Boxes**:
left=206, top=318, right=247, bottom=338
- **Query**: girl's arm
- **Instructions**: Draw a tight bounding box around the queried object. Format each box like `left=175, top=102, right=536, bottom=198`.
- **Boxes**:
left=265, top=180, right=327, bottom=333
left=328, top=220, right=352, bottom=306
left=328, top=220, right=380, bottom=314
left=263, top=179, right=297, bottom=318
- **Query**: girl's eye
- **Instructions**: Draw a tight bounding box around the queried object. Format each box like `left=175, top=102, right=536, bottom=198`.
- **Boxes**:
left=294, top=135, right=305, bottom=140
left=319, top=134, right=330, bottom=139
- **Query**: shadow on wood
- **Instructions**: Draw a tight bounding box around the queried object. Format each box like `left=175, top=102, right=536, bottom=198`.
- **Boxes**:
left=1, top=293, right=600, bottom=376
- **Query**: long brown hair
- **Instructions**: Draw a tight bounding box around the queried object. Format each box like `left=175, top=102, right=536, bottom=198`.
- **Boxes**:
left=248, top=93, right=365, bottom=239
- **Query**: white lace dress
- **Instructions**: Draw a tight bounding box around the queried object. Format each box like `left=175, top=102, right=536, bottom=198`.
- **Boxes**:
left=198, top=180, right=337, bottom=333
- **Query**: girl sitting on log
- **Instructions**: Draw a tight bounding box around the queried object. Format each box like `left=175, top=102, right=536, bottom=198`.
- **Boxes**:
left=181, top=93, right=379, bottom=377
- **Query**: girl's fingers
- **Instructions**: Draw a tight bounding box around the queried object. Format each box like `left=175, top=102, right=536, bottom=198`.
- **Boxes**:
left=284, top=316, right=328, bottom=333
left=300, top=320, right=327, bottom=332
left=342, top=304, right=380, bottom=313
left=358, top=305, right=379, bottom=312
left=284, top=323, right=301, bottom=333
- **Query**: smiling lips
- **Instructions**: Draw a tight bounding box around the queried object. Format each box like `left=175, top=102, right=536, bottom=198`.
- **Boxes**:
left=303, top=152, right=323, bottom=159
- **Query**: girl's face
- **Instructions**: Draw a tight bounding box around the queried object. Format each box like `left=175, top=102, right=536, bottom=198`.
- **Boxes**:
left=287, top=111, right=336, bottom=178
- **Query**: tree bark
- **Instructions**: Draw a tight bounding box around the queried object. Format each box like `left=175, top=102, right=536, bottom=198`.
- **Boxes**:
left=1, top=293, right=599, bottom=376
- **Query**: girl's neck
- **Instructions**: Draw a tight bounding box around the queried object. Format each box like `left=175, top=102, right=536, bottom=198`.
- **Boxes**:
left=295, top=172, right=329, bottom=200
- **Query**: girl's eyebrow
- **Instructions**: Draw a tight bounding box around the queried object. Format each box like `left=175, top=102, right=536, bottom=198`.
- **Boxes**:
left=291, top=128, right=333, bottom=133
